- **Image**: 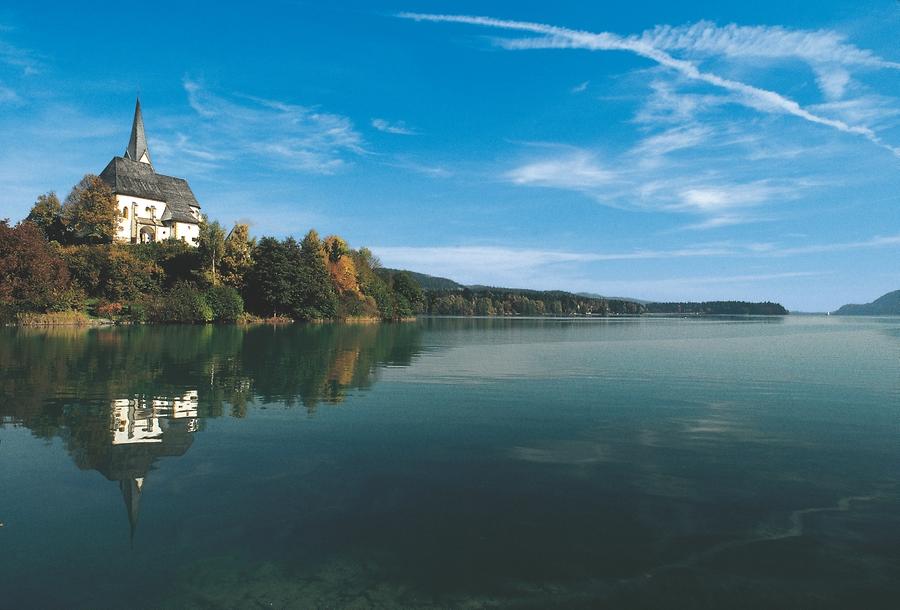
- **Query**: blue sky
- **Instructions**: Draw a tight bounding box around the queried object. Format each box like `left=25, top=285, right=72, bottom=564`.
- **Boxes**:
left=1, top=1, right=898, bottom=311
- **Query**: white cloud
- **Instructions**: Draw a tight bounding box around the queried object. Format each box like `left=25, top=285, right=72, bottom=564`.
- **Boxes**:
left=180, top=80, right=363, bottom=174
left=815, top=67, right=851, bottom=100
left=373, top=233, right=900, bottom=287
left=399, top=13, right=900, bottom=156
left=0, top=81, right=18, bottom=104
left=571, top=80, right=589, bottom=93
left=630, top=124, right=712, bottom=157
left=505, top=152, right=615, bottom=189
left=639, top=21, right=900, bottom=70
left=0, top=37, right=41, bottom=75
left=371, top=118, right=419, bottom=135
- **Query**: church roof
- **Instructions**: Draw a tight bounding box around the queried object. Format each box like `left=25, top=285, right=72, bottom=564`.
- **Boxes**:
left=99, top=156, right=201, bottom=224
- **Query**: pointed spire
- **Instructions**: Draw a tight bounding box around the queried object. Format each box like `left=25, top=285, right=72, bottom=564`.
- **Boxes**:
left=125, top=97, right=152, bottom=167
left=120, top=477, right=143, bottom=548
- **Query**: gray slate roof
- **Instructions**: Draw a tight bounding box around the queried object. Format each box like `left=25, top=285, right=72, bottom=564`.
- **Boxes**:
left=125, top=98, right=151, bottom=165
left=99, top=156, right=201, bottom=224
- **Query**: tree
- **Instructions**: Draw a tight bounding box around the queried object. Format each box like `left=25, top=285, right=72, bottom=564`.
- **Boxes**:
left=221, top=223, right=254, bottom=290
left=27, top=192, right=66, bottom=243
left=294, top=230, right=338, bottom=320
left=62, top=175, right=118, bottom=244
left=244, top=237, right=297, bottom=317
left=0, top=220, right=73, bottom=314
left=204, top=285, right=244, bottom=321
left=391, top=271, right=424, bottom=318
left=198, top=217, right=226, bottom=286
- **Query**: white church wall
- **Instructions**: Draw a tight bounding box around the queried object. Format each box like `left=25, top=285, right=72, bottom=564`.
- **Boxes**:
left=174, top=221, right=200, bottom=245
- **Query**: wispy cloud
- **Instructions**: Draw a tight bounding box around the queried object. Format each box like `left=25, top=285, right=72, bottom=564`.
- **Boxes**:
left=371, top=117, right=419, bottom=135
left=504, top=151, right=615, bottom=189
left=398, top=13, right=900, bottom=156
left=374, top=232, right=900, bottom=282
left=639, top=21, right=900, bottom=100
left=0, top=81, right=18, bottom=104
left=178, top=79, right=364, bottom=174
left=0, top=37, right=41, bottom=75
left=571, top=80, right=589, bottom=93
left=383, top=157, right=453, bottom=177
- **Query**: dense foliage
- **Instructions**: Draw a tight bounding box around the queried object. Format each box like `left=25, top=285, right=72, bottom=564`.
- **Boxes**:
left=0, top=220, right=78, bottom=316
left=2, top=174, right=421, bottom=324
left=423, top=287, right=643, bottom=316
left=644, top=301, right=789, bottom=315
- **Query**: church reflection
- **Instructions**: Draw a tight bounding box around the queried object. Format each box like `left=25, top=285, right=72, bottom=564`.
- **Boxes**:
left=0, top=322, right=424, bottom=545
left=90, top=391, right=200, bottom=543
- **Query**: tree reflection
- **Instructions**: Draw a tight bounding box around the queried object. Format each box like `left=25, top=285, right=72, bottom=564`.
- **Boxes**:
left=0, top=322, right=423, bottom=541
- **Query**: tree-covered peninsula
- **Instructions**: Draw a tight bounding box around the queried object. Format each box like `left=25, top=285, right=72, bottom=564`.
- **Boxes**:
left=1, top=175, right=423, bottom=324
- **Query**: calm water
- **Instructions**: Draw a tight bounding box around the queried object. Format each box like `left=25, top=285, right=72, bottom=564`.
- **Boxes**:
left=1, top=317, right=899, bottom=608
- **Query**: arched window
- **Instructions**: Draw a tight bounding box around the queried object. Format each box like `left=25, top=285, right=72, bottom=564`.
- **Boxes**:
left=122, top=207, right=129, bottom=219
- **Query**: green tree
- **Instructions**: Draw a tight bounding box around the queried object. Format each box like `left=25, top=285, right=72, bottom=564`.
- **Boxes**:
left=294, top=229, right=338, bottom=320
left=244, top=237, right=297, bottom=317
left=204, top=285, right=244, bottom=321
left=391, top=271, right=424, bottom=318
left=26, top=192, right=67, bottom=243
left=61, top=175, right=118, bottom=244
left=198, top=217, right=226, bottom=286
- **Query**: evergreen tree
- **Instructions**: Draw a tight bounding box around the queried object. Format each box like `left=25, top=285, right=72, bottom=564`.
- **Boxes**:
left=294, top=230, right=337, bottom=320
left=244, top=237, right=295, bottom=317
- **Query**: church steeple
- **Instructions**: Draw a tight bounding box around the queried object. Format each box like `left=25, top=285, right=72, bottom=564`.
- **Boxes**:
left=125, top=97, right=152, bottom=167
left=120, top=477, right=144, bottom=547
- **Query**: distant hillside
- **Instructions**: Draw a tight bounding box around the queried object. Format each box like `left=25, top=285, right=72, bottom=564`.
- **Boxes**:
left=833, top=290, right=900, bottom=315
left=384, top=269, right=787, bottom=317
left=379, top=269, right=464, bottom=291
left=425, top=286, right=644, bottom=316
left=645, top=301, right=789, bottom=315
left=577, top=292, right=648, bottom=305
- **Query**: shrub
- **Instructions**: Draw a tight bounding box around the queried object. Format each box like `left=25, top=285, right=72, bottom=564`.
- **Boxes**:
left=204, top=285, right=244, bottom=322
left=96, top=301, right=124, bottom=318
left=149, top=282, right=213, bottom=323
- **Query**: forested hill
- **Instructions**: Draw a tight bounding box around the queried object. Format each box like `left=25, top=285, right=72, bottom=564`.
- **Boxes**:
left=424, top=287, right=644, bottom=316
left=379, top=269, right=464, bottom=291
left=833, top=290, right=900, bottom=315
left=645, top=301, right=789, bottom=315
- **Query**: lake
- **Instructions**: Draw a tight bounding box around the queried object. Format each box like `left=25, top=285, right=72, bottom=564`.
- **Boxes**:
left=1, top=317, right=898, bottom=608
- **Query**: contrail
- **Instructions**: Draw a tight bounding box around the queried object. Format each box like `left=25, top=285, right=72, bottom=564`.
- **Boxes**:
left=398, top=12, right=900, bottom=157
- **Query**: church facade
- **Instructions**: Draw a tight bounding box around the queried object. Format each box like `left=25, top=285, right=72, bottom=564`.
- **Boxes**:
left=99, top=99, right=202, bottom=245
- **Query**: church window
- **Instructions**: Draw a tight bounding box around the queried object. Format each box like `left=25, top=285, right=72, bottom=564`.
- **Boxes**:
left=122, top=207, right=128, bottom=219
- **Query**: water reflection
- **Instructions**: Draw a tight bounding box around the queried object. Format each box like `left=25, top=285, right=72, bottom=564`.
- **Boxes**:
left=0, top=323, right=423, bottom=542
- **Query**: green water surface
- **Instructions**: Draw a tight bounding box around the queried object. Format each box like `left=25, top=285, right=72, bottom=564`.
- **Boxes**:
left=0, top=317, right=898, bottom=608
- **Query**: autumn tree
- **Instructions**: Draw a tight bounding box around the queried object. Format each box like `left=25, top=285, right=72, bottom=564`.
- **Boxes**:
left=0, top=220, right=73, bottom=314
left=62, top=175, right=118, bottom=244
left=27, top=192, right=67, bottom=243
left=198, top=217, right=226, bottom=286
left=221, top=223, right=254, bottom=290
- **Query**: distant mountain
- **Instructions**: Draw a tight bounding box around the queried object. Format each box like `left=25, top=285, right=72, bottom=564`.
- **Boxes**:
left=833, top=290, right=900, bottom=315
left=379, top=268, right=465, bottom=291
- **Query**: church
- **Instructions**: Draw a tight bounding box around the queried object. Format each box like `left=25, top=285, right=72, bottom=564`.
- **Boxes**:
left=99, top=99, right=203, bottom=245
